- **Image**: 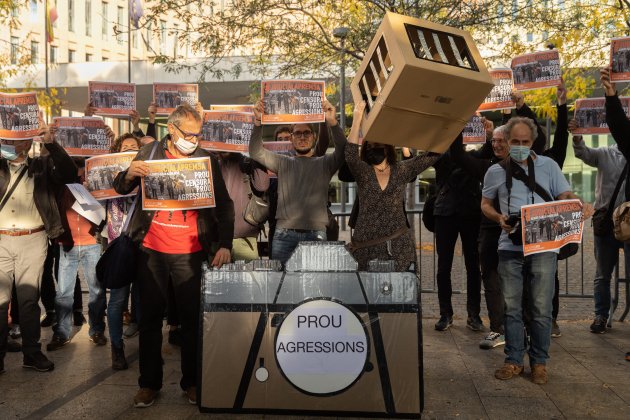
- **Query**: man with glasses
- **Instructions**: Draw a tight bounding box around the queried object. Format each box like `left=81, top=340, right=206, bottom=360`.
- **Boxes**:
left=113, top=104, right=234, bottom=407
left=249, top=99, right=346, bottom=264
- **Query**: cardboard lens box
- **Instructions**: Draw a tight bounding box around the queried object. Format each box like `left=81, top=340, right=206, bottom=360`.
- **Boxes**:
left=350, top=12, right=494, bottom=152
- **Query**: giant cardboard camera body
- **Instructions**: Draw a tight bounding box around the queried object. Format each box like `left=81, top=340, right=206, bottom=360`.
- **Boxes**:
left=351, top=12, right=494, bottom=152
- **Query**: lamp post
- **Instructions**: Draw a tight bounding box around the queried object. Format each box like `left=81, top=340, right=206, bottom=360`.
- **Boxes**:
left=333, top=26, right=349, bottom=230
left=545, top=42, right=555, bottom=149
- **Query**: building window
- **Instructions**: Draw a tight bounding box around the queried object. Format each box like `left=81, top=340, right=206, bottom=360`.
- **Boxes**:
left=68, top=0, right=74, bottom=32
left=526, top=33, right=533, bottom=42
left=511, top=34, right=519, bottom=43
left=31, top=41, right=39, bottom=64
left=117, top=6, right=124, bottom=45
left=173, top=24, right=178, bottom=57
left=497, top=37, right=504, bottom=45
left=160, top=20, right=166, bottom=54
left=542, top=31, right=549, bottom=41
left=558, top=0, right=565, bottom=9
left=85, top=0, right=92, bottom=36
left=10, top=36, right=19, bottom=65
left=86, top=52, right=93, bottom=61
left=68, top=49, right=76, bottom=62
left=102, top=2, right=108, bottom=40
left=512, top=0, right=518, bottom=17
left=132, top=27, right=138, bottom=49
left=29, top=0, right=37, bottom=20
left=50, top=46, right=58, bottom=64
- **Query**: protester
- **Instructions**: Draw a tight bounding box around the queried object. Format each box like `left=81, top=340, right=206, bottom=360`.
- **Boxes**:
left=345, top=101, right=440, bottom=271
left=113, top=103, right=234, bottom=407
left=481, top=116, right=593, bottom=384
left=249, top=99, right=345, bottom=264
left=1, top=118, right=77, bottom=373
left=266, top=126, right=293, bottom=256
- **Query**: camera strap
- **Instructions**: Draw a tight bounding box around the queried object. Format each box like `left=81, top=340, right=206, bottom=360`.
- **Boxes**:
left=499, top=156, right=539, bottom=213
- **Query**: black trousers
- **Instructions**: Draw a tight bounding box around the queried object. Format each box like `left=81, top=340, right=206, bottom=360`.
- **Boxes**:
left=137, top=247, right=204, bottom=391
left=435, top=215, right=481, bottom=318
left=478, top=227, right=504, bottom=334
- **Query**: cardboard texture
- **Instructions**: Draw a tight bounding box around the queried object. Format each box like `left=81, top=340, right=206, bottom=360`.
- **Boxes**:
left=350, top=12, right=493, bottom=153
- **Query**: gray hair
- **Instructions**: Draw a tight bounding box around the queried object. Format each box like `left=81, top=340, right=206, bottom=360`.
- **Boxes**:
left=504, top=117, right=537, bottom=142
left=493, top=125, right=506, bottom=138
left=167, top=103, right=201, bottom=126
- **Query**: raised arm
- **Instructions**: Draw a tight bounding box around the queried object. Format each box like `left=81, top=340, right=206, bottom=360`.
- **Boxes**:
left=313, top=122, right=330, bottom=157
left=323, top=99, right=347, bottom=174
left=249, top=100, right=282, bottom=173
left=449, top=133, right=491, bottom=182
left=39, top=120, right=77, bottom=184
left=345, top=102, right=371, bottom=181
left=602, top=67, right=630, bottom=159
left=544, top=80, right=569, bottom=168
left=569, top=119, right=600, bottom=167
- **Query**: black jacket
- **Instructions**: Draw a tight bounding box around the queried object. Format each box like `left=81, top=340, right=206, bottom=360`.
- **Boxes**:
left=605, top=94, right=630, bottom=199
left=112, top=136, right=235, bottom=252
left=0, top=142, right=77, bottom=239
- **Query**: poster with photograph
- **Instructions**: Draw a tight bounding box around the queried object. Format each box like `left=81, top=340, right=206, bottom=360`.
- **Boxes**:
left=263, top=141, right=295, bottom=178
left=200, top=111, right=255, bottom=152
left=0, top=92, right=40, bottom=140
left=510, top=50, right=561, bottom=91
left=153, top=83, right=199, bottom=115
left=261, top=80, right=325, bottom=124
left=478, top=69, right=516, bottom=111
left=462, top=115, right=485, bottom=144
left=573, top=97, right=630, bottom=135
left=85, top=152, right=137, bottom=199
left=141, top=157, right=215, bottom=210
left=52, top=117, right=110, bottom=156
left=210, top=104, right=255, bottom=113
left=610, top=37, right=630, bottom=82
left=88, top=81, right=136, bottom=116
left=521, top=199, right=584, bottom=257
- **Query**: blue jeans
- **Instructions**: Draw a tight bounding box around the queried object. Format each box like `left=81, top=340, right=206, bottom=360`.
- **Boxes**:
left=498, top=251, right=557, bottom=367
left=107, top=285, right=130, bottom=347
left=593, top=232, right=629, bottom=318
left=271, top=228, right=326, bottom=264
left=53, top=244, right=106, bottom=340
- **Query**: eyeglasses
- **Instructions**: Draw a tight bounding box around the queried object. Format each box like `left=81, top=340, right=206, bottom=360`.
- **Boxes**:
left=292, top=130, right=313, bottom=138
left=491, top=138, right=505, bottom=144
left=172, top=123, right=202, bottom=141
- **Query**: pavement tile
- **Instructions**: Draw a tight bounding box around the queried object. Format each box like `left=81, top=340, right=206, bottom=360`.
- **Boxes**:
left=542, top=382, right=629, bottom=419
left=480, top=396, right=563, bottom=420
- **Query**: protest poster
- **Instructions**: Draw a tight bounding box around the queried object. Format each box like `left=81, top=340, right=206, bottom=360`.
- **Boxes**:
left=210, top=104, right=255, bottom=113
left=52, top=117, right=110, bottom=156
left=610, top=37, right=630, bottom=82
left=462, top=115, right=485, bottom=144
left=263, top=141, right=295, bottom=178
left=141, top=157, right=215, bottom=210
left=85, top=152, right=137, bottom=199
left=478, top=69, right=516, bottom=111
left=153, top=83, right=199, bottom=115
left=88, top=81, right=136, bottom=116
left=510, top=50, right=561, bottom=91
left=200, top=111, right=255, bottom=152
left=573, top=97, right=630, bottom=135
left=521, top=199, right=584, bottom=257
left=0, top=92, right=40, bottom=140
left=261, top=80, right=325, bottom=124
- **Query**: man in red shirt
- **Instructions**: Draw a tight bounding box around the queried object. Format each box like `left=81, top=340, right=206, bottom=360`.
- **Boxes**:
left=113, top=104, right=234, bottom=407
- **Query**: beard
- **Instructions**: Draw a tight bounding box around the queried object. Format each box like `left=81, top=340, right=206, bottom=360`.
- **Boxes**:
left=294, top=145, right=313, bottom=155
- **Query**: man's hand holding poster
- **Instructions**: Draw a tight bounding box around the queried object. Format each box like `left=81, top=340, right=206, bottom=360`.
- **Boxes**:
left=261, top=80, right=325, bottom=124
left=153, top=83, right=199, bottom=115
left=521, top=199, right=584, bottom=257
left=610, top=37, right=630, bottom=82
left=510, top=50, right=561, bottom=91
left=0, top=92, right=40, bottom=140
left=478, top=69, right=516, bottom=111
left=462, top=115, right=485, bottom=144
left=88, top=81, right=136, bottom=116
left=86, top=152, right=137, bottom=199
left=200, top=111, right=254, bottom=152
left=53, top=117, right=110, bottom=156
left=141, top=157, right=215, bottom=210
left=573, top=97, right=630, bottom=134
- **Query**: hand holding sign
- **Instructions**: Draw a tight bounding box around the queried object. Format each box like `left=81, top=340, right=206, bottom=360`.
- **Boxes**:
left=581, top=202, right=595, bottom=221
left=511, top=89, right=525, bottom=109
left=557, top=78, right=567, bottom=106
left=126, top=160, right=150, bottom=181
left=253, top=100, right=264, bottom=126
left=323, top=99, right=337, bottom=126
left=600, top=67, right=616, bottom=96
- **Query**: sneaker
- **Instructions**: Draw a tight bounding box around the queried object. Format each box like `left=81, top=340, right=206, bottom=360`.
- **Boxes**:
left=124, top=323, right=139, bottom=338
left=186, top=386, right=197, bottom=405
left=551, top=320, right=562, bottom=338
left=122, top=311, right=132, bottom=326
left=494, top=363, right=523, bottom=380
left=9, top=325, right=21, bottom=339
left=23, top=351, right=54, bottom=372
left=74, top=312, right=87, bottom=326
left=134, top=388, right=158, bottom=408
left=46, top=334, right=71, bottom=351
left=168, top=328, right=183, bottom=346
left=89, top=332, right=108, bottom=346
left=40, top=311, right=56, bottom=327
left=7, top=338, right=22, bottom=353
left=111, top=344, right=128, bottom=370
left=466, top=316, right=484, bottom=332
left=531, top=364, right=548, bottom=384
left=590, top=315, right=608, bottom=334
left=434, top=315, right=453, bottom=331
left=479, top=331, right=505, bottom=349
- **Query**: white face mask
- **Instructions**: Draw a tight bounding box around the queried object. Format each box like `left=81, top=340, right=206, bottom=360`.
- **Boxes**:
left=174, top=136, right=197, bottom=155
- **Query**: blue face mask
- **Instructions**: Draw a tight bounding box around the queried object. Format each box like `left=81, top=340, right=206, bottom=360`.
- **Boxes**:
left=1, top=144, right=18, bottom=161
left=509, top=145, right=531, bottom=162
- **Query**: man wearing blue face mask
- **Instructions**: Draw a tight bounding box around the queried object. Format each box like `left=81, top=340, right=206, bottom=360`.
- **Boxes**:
left=480, top=117, right=594, bottom=385
left=0, top=123, right=76, bottom=374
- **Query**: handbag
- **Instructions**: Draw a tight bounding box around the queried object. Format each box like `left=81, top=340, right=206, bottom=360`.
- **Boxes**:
left=594, top=164, right=627, bottom=237
left=422, top=194, right=437, bottom=233
left=243, top=176, right=269, bottom=227
left=613, top=201, right=630, bottom=241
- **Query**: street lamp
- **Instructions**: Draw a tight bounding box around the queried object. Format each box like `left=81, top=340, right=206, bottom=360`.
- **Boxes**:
left=333, top=27, right=349, bottom=230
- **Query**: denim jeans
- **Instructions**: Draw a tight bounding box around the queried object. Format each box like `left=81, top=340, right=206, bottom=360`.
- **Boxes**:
left=53, top=244, right=105, bottom=340
left=107, top=285, right=130, bottom=347
left=593, top=232, right=629, bottom=318
left=271, top=228, right=326, bottom=264
left=498, top=250, right=557, bottom=367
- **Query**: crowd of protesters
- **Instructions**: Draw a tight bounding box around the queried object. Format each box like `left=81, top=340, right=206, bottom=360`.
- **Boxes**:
left=0, top=69, right=629, bottom=408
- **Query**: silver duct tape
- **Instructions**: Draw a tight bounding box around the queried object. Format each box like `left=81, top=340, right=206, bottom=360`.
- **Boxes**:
left=448, top=35, right=465, bottom=67
left=361, top=75, right=375, bottom=108
left=376, top=44, right=390, bottom=80
left=285, top=242, right=358, bottom=272
left=370, top=61, right=383, bottom=93
left=432, top=33, right=448, bottom=63
left=416, top=29, right=432, bottom=59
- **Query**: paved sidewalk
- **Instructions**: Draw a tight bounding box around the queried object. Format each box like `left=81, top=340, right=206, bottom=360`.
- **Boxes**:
left=1, top=315, right=628, bottom=419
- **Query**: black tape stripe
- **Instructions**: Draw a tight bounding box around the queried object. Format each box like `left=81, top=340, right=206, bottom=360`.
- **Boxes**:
left=233, top=311, right=268, bottom=409
left=369, top=311, right=396, bottom=415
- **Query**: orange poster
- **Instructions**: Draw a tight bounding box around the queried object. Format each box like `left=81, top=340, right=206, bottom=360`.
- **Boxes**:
left=52, top=117, right=110, bottom=156
left=478, top=69, right=516, bottom=111
left=153, top=83, right=199, bottom=115
left=85, top=152, right=137, bottom=199
left=88, top=81, right=136, bottom=116
left=200, top=111, right=255, bottom=152
left=521, top=200, right=584, bottom=257
left=142, top=157, right=215, bottom=210
left=210, top=104, right=255, bottom=113
left=261, top=80, right=325, bottom=124
left=510, top=50, right=561, bottom=91
left=610, top=37, right=630, bottom=82
left=573, top=97, right=630, bottom=135
left=0, top=92, right=40, bottom=140
left=462, top=116, right=485, bottom=144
